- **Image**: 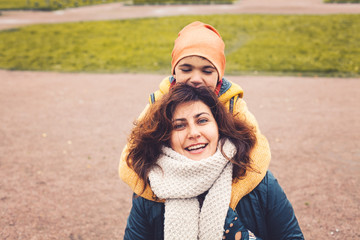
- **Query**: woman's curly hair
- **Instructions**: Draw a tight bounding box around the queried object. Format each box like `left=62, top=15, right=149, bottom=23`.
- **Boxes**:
left=126, top=83, right=257, bottom=193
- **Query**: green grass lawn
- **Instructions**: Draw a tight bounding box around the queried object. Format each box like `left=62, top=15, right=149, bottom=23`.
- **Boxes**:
left=0, top=0, right=121, bottom=10
left=0, top=15, right=359, bottom=77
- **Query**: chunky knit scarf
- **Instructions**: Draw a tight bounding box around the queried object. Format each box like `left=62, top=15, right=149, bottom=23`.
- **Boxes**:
left=148, top=140, right=235, bottom=240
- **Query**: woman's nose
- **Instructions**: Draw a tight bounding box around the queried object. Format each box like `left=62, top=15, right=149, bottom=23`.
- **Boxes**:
left=188, top=125, right=201, bottom=139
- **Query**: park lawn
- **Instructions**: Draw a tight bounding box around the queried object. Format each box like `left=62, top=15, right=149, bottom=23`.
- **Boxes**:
left=0, top=15, right=359, bottom=77
left=0, top=0, right=121, bottom=10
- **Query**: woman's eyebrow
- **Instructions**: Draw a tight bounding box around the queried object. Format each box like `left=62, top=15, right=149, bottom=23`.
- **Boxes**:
left=172, top=118, right=186, bottom=123
left=194, top=112, right=210, bottom=118
left=172, top=112, right=210, bottom=122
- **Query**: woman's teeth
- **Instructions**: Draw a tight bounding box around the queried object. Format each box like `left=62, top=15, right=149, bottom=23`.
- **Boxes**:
left=186, top=144, right=206, bottom=151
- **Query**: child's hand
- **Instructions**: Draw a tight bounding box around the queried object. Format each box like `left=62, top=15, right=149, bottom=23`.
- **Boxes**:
left=224, top=208, right=262, bottom=240
left=235, top=231, right=242, bottom=240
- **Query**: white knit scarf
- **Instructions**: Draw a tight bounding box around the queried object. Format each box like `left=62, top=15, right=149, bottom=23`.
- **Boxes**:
left=148, top=140, right=235, bottom=240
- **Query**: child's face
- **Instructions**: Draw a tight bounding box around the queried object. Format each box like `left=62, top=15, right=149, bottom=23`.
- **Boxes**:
left=173, top=56, right=219, bottom=91
left=170, top=100, right=219, bottom=161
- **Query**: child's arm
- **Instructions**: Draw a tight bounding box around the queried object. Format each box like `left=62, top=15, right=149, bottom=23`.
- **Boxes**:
left=119, top=77, right=169, bottom=199
left=234, top=97, right=261, bottom=133
left=118, top=104, right=155, bottom=200
left=229, top=98, right=271, bottom=209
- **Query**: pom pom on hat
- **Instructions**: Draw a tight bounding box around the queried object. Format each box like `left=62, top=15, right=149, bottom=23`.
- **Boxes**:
left=171, top=21, right=226, bottom=81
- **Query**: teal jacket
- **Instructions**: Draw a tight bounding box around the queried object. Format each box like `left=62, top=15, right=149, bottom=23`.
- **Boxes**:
left=124, top=171, right=304, bottom=240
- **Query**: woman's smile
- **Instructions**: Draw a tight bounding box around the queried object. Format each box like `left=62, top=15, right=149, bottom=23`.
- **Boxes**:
left=185, top=143, right=208, bottom=153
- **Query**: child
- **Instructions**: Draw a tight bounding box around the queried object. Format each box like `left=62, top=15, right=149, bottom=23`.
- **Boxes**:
left=119, top=22, right=273, bottom=237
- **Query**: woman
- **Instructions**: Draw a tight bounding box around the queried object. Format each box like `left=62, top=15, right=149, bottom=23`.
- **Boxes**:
left=123, top=84, right=304, bottom=240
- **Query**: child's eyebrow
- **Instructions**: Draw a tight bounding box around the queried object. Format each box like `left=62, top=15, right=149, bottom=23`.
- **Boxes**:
left=178, top=64, right=193, bottom=68
left=178, top=64, right=215, bottom=69
left=202, top=65, right=216, bottom=69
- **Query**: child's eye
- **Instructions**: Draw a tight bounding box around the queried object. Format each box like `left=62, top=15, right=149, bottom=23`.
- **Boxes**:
left=202, top=67, right=215, bottom=74
left=181, top=68, right=191, bottom=72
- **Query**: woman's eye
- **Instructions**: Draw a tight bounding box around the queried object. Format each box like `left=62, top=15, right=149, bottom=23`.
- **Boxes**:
left=173, top=123, right=185, bottom=130
left=181, top=68, right=191, bottom=72
left=198, top=118, right=208, bottom=124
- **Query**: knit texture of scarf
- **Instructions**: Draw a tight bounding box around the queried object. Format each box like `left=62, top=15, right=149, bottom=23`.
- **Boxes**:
left=148, top=140, right=235, bottom=240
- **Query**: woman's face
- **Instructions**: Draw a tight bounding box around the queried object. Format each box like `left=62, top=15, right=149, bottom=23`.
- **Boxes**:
left=173, top=56, right=219, bottom=91
left=170, top=100, right=219, bottom=161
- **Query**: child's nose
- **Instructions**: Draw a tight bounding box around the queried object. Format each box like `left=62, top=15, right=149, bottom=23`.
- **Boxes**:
left=188, top=72, right=203, bottom=87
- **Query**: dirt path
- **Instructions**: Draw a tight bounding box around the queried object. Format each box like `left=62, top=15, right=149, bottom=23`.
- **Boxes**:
left=0, top=1, right=360, bottom=239
left=1, top=0, right=360, bottom=30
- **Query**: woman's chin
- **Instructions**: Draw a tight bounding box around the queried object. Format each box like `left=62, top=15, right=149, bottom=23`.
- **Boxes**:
left=185, top=149, right=212, bottom=161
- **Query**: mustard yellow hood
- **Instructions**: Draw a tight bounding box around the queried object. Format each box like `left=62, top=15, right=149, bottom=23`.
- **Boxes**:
left=149, top=76, right=244, bottom=106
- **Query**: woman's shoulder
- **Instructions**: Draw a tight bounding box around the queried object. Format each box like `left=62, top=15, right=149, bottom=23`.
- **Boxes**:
left=236, top=171, right=303, bottom=238
left=257, top=170, right=276, bottom=186
left=132, top=194, right=165, bottom=216
left=132, top=194, right=165, bottom=207
left=238, top=170, right=285, bottom=207
left=253, top=170, right=284, bottom=195
left=242, top=170, right=298, bottom=225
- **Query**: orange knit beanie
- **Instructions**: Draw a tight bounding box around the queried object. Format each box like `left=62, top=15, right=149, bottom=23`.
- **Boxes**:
left=171, top=21, right=226, bottom=81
